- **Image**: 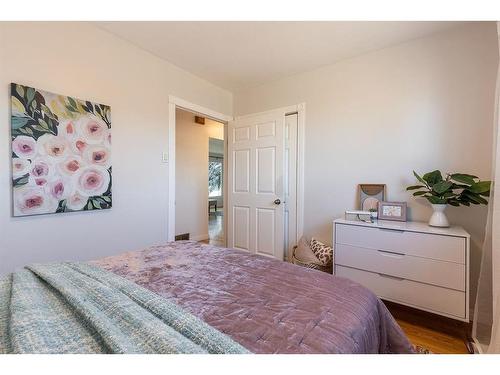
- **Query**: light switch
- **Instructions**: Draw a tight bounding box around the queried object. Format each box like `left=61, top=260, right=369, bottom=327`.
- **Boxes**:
left=162, top=152, right=169, bottom=163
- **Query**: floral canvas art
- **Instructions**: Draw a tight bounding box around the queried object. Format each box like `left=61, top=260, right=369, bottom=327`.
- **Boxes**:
left=11, top=83, right=112, bottom=216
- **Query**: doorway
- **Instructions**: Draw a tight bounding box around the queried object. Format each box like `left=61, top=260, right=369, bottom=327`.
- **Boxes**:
left=174, top=108, right=226, bottom=245
left=208, top=137, right=225, bottom=246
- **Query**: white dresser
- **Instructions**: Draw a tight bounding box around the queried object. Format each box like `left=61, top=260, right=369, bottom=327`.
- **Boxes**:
left=333, top=218, right=470, bottom=322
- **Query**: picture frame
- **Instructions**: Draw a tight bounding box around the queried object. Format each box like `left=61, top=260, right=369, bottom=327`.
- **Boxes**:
left=378, top=201, right=407, bottom=222
left=358, top=184, right=386, bottom=211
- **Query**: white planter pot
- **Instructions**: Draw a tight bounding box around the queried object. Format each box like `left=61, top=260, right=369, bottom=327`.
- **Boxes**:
left=429, top=204, right=450, bottom=227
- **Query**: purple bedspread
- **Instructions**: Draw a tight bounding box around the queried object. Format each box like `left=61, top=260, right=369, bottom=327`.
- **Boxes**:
left=92, top=241, right=414, bottom=354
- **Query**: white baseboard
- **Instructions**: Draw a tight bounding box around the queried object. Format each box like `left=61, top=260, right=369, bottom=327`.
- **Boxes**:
left=190, top=233, right=209, bottom=241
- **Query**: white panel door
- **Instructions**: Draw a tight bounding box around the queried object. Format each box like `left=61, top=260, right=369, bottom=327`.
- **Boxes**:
left=228, top=109, right=285, bottom=260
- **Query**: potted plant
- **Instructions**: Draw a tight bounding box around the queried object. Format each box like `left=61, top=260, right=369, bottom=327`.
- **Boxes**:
left=369, top=208, right=378, bottom=220
left=407, top=170, right=491, bottom=227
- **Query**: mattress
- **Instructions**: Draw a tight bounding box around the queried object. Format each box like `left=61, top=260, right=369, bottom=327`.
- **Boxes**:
left=93, top=241, right=414, bottom=354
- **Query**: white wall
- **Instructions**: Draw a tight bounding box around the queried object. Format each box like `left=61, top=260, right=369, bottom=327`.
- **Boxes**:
left=0, top=22, right=232, bottom=275
left=234, top=23, right=499, bottom=302
left=175, top=109, right=224, bottom=240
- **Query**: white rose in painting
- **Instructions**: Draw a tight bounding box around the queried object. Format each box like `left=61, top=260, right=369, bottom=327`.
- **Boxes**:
left=84, top=145, right=111, bottom=169
left=38, top=134, right=69, bottom=160
left=58, top=156, right=84, bottom=176
left=12, top=158, right=31, bottom=178
left=76, top=166, right=110, bottom=196
left=12, top=136, right=37, bottom=159
left=66, top=191, right=89, bottom=211
left=13, top=186, right=57, bottom=216
left=76, top=115, right=108, bottom=144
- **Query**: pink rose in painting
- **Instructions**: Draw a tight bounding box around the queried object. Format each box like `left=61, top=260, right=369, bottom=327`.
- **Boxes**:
left=77, top=166, right=110, bottom=196
left=58, top=156, right=83, bottom=176
left=31, top=159, right=51, bottom=177
left=77, top=116, right=107, bottom=144
left=34, top=178, right=48, bottom=186
left=58, top=119, right=76, bottom=140
left=12, top=136, right=37, bottom=159
left=71, top=138, right=88, bottom=155
left=38, top=134, right=69, bottom=160
left=84, top=145, right=111, bottom=168
left=47, top=178, right=68, bottom=200
left=66, top=191, right=89, bottom=211
left=12, top=158, right=31, bottom=178
left=14, top=187, right=57, bottom=216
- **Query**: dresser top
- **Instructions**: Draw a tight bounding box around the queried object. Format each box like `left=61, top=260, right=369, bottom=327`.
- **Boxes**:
left=334, top=218, right=470, bottom=238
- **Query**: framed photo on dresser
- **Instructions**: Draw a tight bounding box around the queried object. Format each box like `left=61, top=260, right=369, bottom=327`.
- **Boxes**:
left=377, top=201, right=407, bottom=222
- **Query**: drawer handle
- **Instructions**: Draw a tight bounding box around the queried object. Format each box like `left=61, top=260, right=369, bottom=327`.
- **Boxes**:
left=378, top=227, right=405, bottom=233
left=377, top=273, right=405, bottom=281
left=377, top=249, right=406, bottom=257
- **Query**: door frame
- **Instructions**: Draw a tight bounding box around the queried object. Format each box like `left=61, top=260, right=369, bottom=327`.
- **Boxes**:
left=168, top=95, right=232, bottom=242
left=167, top=96, right=305, bottom=251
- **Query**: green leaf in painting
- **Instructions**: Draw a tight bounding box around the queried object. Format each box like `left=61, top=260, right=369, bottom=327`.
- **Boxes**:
left=11, top=96, right=25, bottom=115
left=11, top=116, right=29, bottom=129
left=26, top=87, right=35, bottom=104
left=68, top=97, right=77, bottom=109
left=15, top=84, right=24, bottom=98
left=13, top=174, right=29, bottom=187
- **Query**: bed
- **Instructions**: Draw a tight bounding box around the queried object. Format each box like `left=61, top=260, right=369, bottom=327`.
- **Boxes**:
left=1, top=241, right=414, bottom=354
left=93, top=241, right=413, bottom=354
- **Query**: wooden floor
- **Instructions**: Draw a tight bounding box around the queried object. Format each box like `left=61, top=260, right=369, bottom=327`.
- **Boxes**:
left=384, top=301, right=471, bottom=354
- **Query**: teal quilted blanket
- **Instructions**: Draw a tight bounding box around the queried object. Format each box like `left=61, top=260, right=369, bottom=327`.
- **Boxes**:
left=0, top=262, right=249, bottom=354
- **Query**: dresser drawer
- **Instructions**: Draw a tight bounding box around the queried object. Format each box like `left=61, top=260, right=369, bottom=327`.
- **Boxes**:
left=335, top=223, right=466, bottom=263
left=336, top=265, right=466, bottom=319
left=335, top=244, right=465, bottom=291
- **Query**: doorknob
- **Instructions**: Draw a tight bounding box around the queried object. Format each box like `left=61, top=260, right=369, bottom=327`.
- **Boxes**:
left=273, top=199, right=281, bottom=205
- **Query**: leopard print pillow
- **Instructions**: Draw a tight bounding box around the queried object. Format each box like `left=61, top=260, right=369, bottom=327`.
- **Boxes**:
left=310, top=238, right=333, bottom=266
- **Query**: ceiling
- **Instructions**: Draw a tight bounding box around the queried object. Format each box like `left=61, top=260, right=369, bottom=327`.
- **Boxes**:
left=96, top=21, right=467, bottom=91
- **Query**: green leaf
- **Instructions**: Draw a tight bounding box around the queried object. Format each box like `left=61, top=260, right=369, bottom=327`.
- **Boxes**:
left=412, top=171, right=428, bottom=187
left=11, top=96, right=25, bottom=115
left=406, top=185, right=425, bottom=191
left=26, top=87, right=35, bottom=104
left=11, top=116, right=29, bottom=129
left=427, top=196, right=447, bottom=204
left=38, top=118, right=50, bottom=130
left=15, top=84, right=24, bottom=98
left=432, top=181, right=453, bottom=194
left=413, top=191, right=428, bottom=196
left=13, top=174, right=29, bottom=187
left=468, top=181, right=491, bottom=194
left=451, top=173, right=476, bottom=185
left=86, top=201, right=93, bottom=210
left=68, top=97, right=77, bottom=108
left=462, top=191, right=488, bottom=205
left=423, top=170, right=443, bottom=186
